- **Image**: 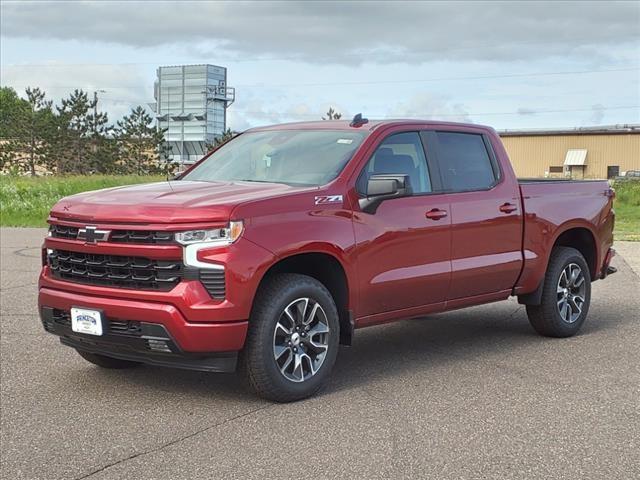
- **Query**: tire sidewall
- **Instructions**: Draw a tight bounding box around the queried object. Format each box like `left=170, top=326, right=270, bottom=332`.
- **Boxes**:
left=546, top=249, right=592, bottom=335
left=249, top=275, right=340, bottom=399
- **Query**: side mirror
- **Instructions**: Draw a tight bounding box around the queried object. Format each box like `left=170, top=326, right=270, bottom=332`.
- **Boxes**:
left=358, top=174, right=412, bottom=214
left=171, top=171, right=185, bottom=181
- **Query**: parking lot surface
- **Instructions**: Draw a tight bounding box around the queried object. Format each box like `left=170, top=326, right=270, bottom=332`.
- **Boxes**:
left=1, top=227, right=638, bottom=479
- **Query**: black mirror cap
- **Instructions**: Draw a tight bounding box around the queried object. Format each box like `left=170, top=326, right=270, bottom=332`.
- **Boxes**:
left=366, top=174, right=406, bottom=196
left=359, top=174, right=412, bottom=214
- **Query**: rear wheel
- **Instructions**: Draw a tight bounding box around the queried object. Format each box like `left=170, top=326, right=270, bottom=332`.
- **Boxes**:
left=76, top=350, right=140, bottom=369
left=241, top=273, right=340, bottom=402
left=526, top=246, right=591, bottom=337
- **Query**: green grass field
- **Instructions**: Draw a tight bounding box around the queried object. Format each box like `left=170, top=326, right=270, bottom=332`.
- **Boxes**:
left=612, top=181, right=640, bottom=241
left=1, top=175, right=639, bottom=240
left=0, top=175, right=163, bottom=227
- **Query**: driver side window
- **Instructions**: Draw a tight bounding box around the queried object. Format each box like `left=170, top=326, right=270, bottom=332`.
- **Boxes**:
left=357, top=132, right=432, bottom=195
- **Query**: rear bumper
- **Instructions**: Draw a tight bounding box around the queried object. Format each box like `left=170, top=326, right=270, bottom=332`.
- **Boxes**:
left=39, top=287, right=248, bottom=353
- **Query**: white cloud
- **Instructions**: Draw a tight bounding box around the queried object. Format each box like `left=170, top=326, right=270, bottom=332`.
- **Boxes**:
left=2, top=1, right=638, bottom=65
left=2, top=63, right=152, bottom=121
left=587, top=104, right=606, bottom=125
left=388, top=93, right=471, bottom=122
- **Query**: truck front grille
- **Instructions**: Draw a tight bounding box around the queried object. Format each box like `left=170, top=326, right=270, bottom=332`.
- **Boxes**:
left=47, top=249, right=182, bottom=291
left=49, top=225, right=175, bottom=244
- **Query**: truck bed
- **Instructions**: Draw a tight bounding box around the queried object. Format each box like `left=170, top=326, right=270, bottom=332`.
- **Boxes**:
left=514, top=177, right=614, bottom=294
left=518, top=178, right=607, bottom=184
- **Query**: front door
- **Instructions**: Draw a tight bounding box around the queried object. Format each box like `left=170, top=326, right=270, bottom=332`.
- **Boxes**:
left=353, top=131, right=451, bottom=317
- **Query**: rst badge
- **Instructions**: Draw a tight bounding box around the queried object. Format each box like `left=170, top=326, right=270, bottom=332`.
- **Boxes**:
left=314, top=195, right=343, bottom=205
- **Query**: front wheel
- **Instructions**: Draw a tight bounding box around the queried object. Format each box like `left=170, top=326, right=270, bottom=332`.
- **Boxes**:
left=526, top=246, right=591, bottom=337
left=241, top=273, right=340, bottom=402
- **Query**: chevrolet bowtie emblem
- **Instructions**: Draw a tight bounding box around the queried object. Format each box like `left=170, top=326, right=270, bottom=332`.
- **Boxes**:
left=78, top=226, right=111, bottom=244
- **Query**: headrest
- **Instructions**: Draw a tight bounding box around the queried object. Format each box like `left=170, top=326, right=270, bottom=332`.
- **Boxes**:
left=374, top=150, right=416, bottom=175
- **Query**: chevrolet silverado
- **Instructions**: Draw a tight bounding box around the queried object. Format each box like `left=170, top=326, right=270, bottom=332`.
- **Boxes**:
left=39, top=116, right=617, bottom=402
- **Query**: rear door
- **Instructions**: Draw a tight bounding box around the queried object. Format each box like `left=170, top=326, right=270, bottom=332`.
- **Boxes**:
left=353, top=131, right=451, bottom=317
left=424, top=130, right=523, bottom=300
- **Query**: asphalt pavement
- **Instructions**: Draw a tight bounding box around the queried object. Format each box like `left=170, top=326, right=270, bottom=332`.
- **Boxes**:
left=1, top=227, right=638, bottom=480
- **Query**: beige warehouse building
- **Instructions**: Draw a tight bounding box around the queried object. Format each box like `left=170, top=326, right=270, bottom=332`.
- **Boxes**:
left=498, top=125, right=639, bottom=179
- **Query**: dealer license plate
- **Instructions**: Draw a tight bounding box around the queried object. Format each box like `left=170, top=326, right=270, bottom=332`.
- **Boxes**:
left=70, top=307, right=103, bottom=336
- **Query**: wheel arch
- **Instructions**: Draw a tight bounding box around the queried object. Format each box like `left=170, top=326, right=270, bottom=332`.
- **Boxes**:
left=518, top=223, right=598, bottom=306
left=255, top=251, right=354, bottom=345
left=551, top=225, right=598, bottom=280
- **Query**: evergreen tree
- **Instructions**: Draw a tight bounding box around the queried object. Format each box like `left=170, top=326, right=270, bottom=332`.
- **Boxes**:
left=0, top=87, right=57, bottom=176
left=0, top=87, right=29, bottom=139
left=0, top=87, right=29, bottom=172
left=56, top=89, right=114, bottom=174
left=116, top=106, right=172, bottom=175
left=322, top=107, right=342, bottom=120
left=205, top=127, right=236, bottom=153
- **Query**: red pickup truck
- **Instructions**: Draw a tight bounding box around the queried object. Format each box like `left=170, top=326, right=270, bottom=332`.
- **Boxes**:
left=39, top=117, right=616, bottom=402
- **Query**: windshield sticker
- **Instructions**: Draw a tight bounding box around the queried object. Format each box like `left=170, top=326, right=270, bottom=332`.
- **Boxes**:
left=337, top=139, right=353, bottom=144
left=315, top=195, right=343, bottom=205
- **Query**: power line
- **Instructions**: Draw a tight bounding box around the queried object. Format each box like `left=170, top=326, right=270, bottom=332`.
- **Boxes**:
left=230, top=105, right=640, bottom=118
left=3, top=66, right=637, bottom=91
left=235, top=67, right=640, bottom=88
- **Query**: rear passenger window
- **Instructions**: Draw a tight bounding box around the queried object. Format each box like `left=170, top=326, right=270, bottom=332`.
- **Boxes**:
left=357, top=132, right=432, bottom=194
left=435, top=132, right=498, bottom=191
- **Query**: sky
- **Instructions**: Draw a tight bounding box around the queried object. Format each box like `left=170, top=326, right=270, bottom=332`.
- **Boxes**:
left=1, top=0, right=639, bottom=131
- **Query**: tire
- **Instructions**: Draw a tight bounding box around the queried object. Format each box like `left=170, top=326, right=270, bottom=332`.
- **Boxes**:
left=526, top=246, right=591, bottom=338
left=241, top=273, right=340, bottom=402
left=76, top=350, right=140, bottom=369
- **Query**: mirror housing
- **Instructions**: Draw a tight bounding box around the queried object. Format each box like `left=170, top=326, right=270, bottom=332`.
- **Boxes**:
left=358, top=174, right=412, bottom=214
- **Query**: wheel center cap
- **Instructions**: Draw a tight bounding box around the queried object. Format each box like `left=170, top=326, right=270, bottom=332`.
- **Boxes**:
left=291, top=332, right=301, bottom=346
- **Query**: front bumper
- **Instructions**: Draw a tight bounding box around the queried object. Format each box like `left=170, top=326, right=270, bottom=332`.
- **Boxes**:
left=40, top=307, right=238, bottom=372
left=39, top=287, right=248, bottom=354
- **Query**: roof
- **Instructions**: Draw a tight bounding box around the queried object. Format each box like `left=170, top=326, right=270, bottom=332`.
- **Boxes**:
left=564, top=149, right=588, bottom=166
left=247, top=118, right=490, bottom=133
left=499, top=124, right=640, bottom=137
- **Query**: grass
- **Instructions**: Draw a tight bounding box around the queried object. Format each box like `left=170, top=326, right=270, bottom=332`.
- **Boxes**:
left=1, top=175, right=639, bottom=241
left=0, top=175, right=163, bottom=227
left=613, top=181, right=640, bottom=241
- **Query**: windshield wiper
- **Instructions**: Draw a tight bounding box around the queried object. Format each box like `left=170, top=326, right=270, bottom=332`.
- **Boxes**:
left=236, top=179, right=278, bottom=184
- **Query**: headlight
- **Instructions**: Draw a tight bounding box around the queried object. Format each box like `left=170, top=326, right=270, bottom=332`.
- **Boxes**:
left=175, top=221, right=244, bottom=246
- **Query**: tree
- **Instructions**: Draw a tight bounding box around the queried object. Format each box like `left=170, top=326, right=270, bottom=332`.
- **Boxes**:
left=0, top=87, right=29, bottom=139
left=116, top=106, right=173, bottom=175
left=56, top=89, right=114, bottom=174
left=0, top=87, right=29, bottom=171
left=206, top=128, right=237, bottom=153
left=322, top=107, right=342, bottom=120
left=0, top=87, right=57, bottom=176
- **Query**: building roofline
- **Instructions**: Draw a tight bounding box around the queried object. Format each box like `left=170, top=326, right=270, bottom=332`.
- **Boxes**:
left=498, top=124, right=640, bottom=137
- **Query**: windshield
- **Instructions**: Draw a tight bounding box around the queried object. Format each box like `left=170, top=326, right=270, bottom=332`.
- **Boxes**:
left=182, top=130, right=367, bottom=186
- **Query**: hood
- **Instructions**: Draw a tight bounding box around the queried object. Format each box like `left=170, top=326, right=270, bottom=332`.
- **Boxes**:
left=51, top=180, right=311, bottom=224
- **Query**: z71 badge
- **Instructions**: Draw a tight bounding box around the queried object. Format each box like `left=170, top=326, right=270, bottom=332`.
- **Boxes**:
left=314, top=195, right=343, bottom=205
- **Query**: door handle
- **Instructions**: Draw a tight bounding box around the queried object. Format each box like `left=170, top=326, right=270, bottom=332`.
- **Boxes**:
left=425, top=208, right=448, bottom=220
left=499, top=202, right=518, bottom=214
